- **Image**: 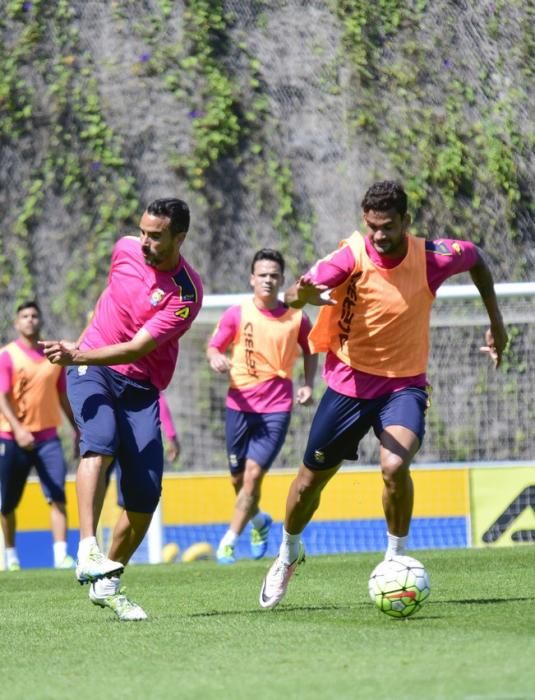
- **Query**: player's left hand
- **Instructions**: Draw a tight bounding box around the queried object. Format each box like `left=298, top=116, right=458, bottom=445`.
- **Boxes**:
left=296, top=385, right=314, bottom=406
left=166, top=436, right=181, bottom=462
left=479, top=325, right=508, bottom=368
left=39, top=340, right=79, bottom=365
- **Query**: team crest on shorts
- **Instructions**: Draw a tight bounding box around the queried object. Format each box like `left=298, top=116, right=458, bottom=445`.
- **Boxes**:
left=314, top=450, right=325, bottom=464
left=77, top=365, right=88, bottom=376
left=150, top=288, right=165, bottom=306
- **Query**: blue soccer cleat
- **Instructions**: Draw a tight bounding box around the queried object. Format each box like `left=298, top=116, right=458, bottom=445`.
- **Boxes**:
left=250, top=515, right=273, bottom=560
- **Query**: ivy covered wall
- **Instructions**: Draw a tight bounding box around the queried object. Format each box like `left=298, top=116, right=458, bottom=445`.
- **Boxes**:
left=1, top=0, right=533, bottom=340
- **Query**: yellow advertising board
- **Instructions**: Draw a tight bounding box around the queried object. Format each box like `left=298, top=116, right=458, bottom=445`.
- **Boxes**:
left=470, top=465, right=535, bottom=547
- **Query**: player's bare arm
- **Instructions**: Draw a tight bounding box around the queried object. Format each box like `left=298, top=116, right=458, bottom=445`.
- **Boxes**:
left=469, top=248, right=508, bottom=368
left=284, top=277, right=336, bottom=308
left=40, top=328, right=157, bottom=366
left=206, top=345, right=232, bottom=373
left=296, top=352, right=318, bottom=405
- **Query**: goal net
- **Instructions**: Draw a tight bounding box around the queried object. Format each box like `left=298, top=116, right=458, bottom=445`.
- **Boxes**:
left=166, top=282, right=535, bottom=471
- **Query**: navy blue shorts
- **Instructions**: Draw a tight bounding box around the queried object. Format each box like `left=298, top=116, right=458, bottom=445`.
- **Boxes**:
left=0, top=438, right=67, bottom=514
left=67, top=365, right=163, bottom=513
left=225, top=408, right=291, bottom=473
left=303, top=386, right=428, bottom=470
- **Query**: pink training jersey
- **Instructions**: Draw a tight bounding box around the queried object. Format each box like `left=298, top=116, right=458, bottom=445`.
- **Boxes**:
left=81, top=236, right=203, bottom=391
left=209, top=302, right=313, bottom=413
left=0, top=339, right=67, bottom=442
left=304, top=236, right=479, bottom=399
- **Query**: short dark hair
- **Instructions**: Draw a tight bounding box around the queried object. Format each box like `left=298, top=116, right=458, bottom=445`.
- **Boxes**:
left=16, top=300, right=41, bottom=315
left=146, top=198, right=190, bottom=235
left=361, top=181, right=408, bottom=217
left=251, top=248, right=285, bottom=275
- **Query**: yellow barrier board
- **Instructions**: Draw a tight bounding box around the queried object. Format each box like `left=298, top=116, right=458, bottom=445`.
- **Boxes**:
left=15, top=466, right=469, bottom=530
left=160, top=467, right=468, bottom=524
left=470, top=466, right=535, bottom=547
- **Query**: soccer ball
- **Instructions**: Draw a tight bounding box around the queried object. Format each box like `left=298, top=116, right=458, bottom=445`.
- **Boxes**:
left=368, top=555, right=430, bottom=618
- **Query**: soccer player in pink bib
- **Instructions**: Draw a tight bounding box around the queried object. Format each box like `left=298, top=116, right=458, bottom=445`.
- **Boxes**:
left=259, top=181, right=508, bottom=609
left=207, top=249, right=318, bottom=564
left=41, top=198, right=203, bottom=621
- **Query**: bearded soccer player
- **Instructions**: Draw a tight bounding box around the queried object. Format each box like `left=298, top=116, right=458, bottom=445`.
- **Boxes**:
left=41, top=198, right=203, bottom=621
left=259, top=180, right=508, bottom=609
left=207, top=249, right=317, bottom=564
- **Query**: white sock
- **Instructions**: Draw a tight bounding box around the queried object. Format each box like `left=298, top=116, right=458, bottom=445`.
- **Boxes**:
left=5, top=547, right=19, bottom=567
left=93, top=575, right=120, bottom=598
left=53, top=541, right=67, bottom=566
left=251, top=512, right=267, bottom=530
left=279, top=529, right=301, bottom=565
left=385, top=532, right=408, bottom=559
left=78, top=536, right=98, bottom=559
left=219, top=529, right=238, bottom=549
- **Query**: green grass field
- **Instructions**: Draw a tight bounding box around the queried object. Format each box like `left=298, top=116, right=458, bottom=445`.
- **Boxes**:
left=1, top=547, right=534, bottom=700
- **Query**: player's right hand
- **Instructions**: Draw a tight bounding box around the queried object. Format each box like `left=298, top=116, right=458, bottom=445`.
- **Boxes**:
left=209, top=353, right=232, bottom=373
left=295, top=277, right=336, bottom=307
left=14, top=427, right=36, bottom=451
left=39, top=340, right=78, bottom=365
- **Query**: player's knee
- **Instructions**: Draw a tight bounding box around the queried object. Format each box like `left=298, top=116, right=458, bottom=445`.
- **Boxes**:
left=381, top=455, right=410, bottom=483
left=294, top=470, right=326, bottom=500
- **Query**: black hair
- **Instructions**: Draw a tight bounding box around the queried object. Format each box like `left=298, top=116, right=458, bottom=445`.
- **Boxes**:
left=16, top=300, right=41, bottom=315
left=146, top=198, right=190, bottom=235
left=361, top=181, right=408, bottom=217
left=250, top=248, right=285, bottom=275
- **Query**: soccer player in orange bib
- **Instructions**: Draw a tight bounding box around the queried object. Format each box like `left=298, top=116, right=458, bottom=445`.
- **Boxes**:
left=0, top=301, right=78, bottom=571
left=259, top=180, right=508, bottom=609
left=207, top=249, right=318, bottom=564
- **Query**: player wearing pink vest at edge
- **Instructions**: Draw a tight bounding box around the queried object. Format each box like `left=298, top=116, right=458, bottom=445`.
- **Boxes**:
left=0, top=301, right=79, bottom=571
left=41, top=198, right=203, bottom=621
left=207, top=249, right=318, bottom=565
left=259, top=180, right=508, bottom=610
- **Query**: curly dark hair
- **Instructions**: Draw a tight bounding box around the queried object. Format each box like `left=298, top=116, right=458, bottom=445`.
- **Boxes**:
left=361, top=181, right=408, bottom=217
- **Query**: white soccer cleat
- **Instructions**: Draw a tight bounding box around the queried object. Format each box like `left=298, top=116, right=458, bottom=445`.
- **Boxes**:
left=259, top=542, right=305, bottom=609
left=89, top=584, right=148, bottom=621
left=76, top=544, right=124, bottom=584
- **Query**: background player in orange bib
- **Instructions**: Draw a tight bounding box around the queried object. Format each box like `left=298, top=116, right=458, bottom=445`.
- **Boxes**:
left=207, top=249, right=318, bottom=564
left=0, top=301, right=78, bottom=571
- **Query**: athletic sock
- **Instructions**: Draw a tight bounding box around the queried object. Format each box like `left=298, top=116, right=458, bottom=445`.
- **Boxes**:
left=53, top=541, right=68, bottom=566
left=93, top=575, right=120, bottom=598
left=219, top=529, right=238, bottom=549
left=5, top=547, right=19, bottom=568
left=78, top=536, right=98, bottom=559
left=385, top=532, right=408, bottom=559
left=251, top=512, right=267, bottom=530
left=279, top=529, right=301, bottom=565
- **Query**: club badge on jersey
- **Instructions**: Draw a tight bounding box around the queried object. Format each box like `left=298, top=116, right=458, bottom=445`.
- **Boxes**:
left=150, top=289, right=165, bottom=306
